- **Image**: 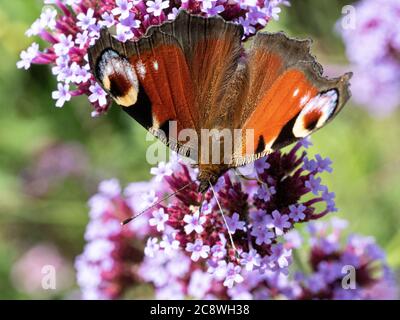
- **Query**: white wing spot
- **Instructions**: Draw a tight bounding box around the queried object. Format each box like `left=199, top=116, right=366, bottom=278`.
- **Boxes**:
left=293, top=88, right=300, bottom=97
left=153, top=60, right=159, bottom=71
left=300, top=94, right=311, bottom=107
left=293, top=89, right=339, bottom=138
left=136, top=60, right=146, bottom=79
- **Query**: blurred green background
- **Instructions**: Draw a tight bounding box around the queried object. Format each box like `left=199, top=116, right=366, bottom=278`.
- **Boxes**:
left=0, top=0, right=399, bottom=299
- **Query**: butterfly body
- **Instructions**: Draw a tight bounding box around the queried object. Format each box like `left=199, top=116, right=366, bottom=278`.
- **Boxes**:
left=89, top=11, right=351, bottom=193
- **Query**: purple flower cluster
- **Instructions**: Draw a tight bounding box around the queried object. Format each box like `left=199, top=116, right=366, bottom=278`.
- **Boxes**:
left=138, top=139, right=338, bottom=297
left=75, top=178, right=160, bottom=299
left=338, top=0, right=400, bottom=116
left=18, top=0, right=289, bottom=116
left=139, top=219, right=398, bottom=300
left=292, top=218, right=398, bottom=300
left=75, top=141, right=398, bottom=299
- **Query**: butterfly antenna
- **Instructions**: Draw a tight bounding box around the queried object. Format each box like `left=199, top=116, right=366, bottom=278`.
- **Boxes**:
left=208, top=181, right=240, bottom=260
left=121, top=180, right=195, bottom=225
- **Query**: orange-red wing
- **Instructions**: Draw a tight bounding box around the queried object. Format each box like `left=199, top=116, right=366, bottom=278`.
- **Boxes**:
left=159, top=11, right=243, bottom=128
left=88, top=27, right=199, bottom=158
left=128, top=32, right=197, bottom=133
left=231, top=33, right=352, bottom=166
left=241, top=69, right=318, bottom=155
left=88, top=12, right=244, bottom=160
left=237, top=32, right=320, bottom=127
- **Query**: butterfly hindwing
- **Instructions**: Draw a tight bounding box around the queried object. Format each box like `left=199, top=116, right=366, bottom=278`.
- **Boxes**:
left=231, top=32, right=352, bottom=166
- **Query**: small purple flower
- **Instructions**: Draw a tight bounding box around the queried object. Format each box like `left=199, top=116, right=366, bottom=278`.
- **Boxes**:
left=241, top=249, right=261, bottom=271
left=315, top=154, right=333, bottom=173
left=201, top=0, right=215, bottom=10
left=270, top=210, right=291, bottom=236
left=250, top=209, right=269, bottom=225
left=202, top=2, right=225, bottom=15
left=88, top=83, right=107, bottom=106
left=256, top=183, right=276, bottom=202
left=146, top=0, right=170, bottom=17
left=39, top=7, right=57, bottom=30
left=237, top=0, right=258, bottom=9
left=254, top=158, right=270, bottom=174
left=269, top=6, right=283, bottom=21
left=225, top=212, right=245, bottom=234
left=322, top=188, right=337, bottom=212
left=150, top=161, right=173, bottom=182
left=288, top=204, right=306, bottom=222
left=17, top=43, right=39, bottom=70
left=75, top=31, right=89, bottom=49
left=167, top=7, right=180, bottom=20
left=159, top=232, right=180, bottom=256
left=303, top=157, right=318, bottom=172
left=52, top=83, right=71, bottom=107
left=223, top=263, right=244, bottom=288
left=207, top=259, right=227, bottom=280
left=112, top=0, right=134, bottom=20
left=211, top=243, right=227, bottom=259
left=251, top=225, right=275, bottom=245
left=115, top=24, right=134, bottom=42
left=269, top=243, right=292, bottom=269
left=305, top=175, right=324, bottom=195
left=300, top=137, right=313, bottom=149
left=144, top=237, right=160, bottom=257
left=186, top=239, right=210, bottom=262
left=183, top=210, right=206, bottom=234
left=54, top=34, right=74, bottom=56
left=149, top=208, right=169, bottom=232
left=25, top=18, right=42, bottom=37
left=100, top=12, right=116, bottom=28
left=236, top=16, right=255, bottom=35
left=120, top=12, right=141, bottom=29
left=77, top=8, right=96, bottom=31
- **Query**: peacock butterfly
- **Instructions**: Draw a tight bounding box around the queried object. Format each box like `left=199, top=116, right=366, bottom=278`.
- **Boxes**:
left=88, top=10, right=352, bottom=194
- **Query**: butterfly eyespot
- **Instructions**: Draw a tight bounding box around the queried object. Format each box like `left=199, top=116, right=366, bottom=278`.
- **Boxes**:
left=292, top=89, right=339, bottom=138
left=96, top=49, right=139, bottom=107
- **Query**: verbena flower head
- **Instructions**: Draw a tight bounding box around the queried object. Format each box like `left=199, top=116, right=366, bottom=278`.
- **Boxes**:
left=75, top=177, right=165, bottom=299
left=138, top=218, right=398, bottom=300
left=18, top=0, right=290, bottom=116
left=292, top=218, right=398, bottom=300
left=115, top=140, right=337, bottom=298
left=76, top=141, right=398, bottom=299
left=338, top=0, right=400, bottom=116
